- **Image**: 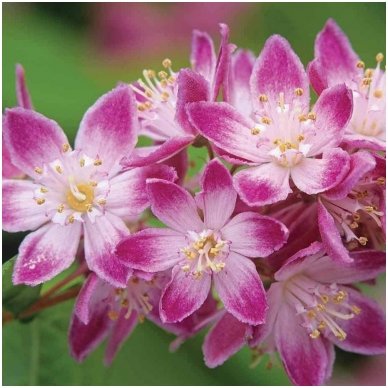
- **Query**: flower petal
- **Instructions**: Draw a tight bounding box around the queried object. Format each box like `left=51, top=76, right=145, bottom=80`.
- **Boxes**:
left=107, top=165, right=177, bottom=220
left=104, top=310, right=138, bottom=365
left=3, top=179, right=48, bottom=232
left=4, top=108, right=68, bottom=177
left=116, top=228, right=184, bottom=272
left=75, top=85, right=138, bottom=174
left=214, top=252, right=267, bottom=325
left=187, top=101, right=263, bottom=163
left=84, top=213, right=131, bottom=288
left=16, top=64, right=33, bottom=109
left=308, top=84, right=353, bottom=155
left=120, top=136, right=194, bottom=169
left=69, top=303, right=111, bottom=363
left=191, top=29, right=216, bottom=82
left=160, top=265, right=211, bottom=323
left=330, top=287, right=385, bottom=355
left=291, top=148, right=350, bottom=194
left=222, top=212, right=288, bottom=258
left=197, top=159, right=236, bottom=230
left=175, top=69, right=210, bottom=134
left=229, top=49, right=255, bottom=116
left=203, top=312, right=251, bottom=368
left=234, top=163, right=291, bottom=207
left=147, top=179, right=204, bottom=232
left=317, top=201, right=353, bottom=264
left=324, top=151, right=376, bottom=200
left=74, top=273, right=112, bottom=325
left=307, top=59, right=327, bottom=95
left=312, top=19, right=361, bottom=92
left=13, top=223, right=81, bottom=286
left=250, top=35, right=309, bottom=108
left=274, top=301, right=332, bottom=386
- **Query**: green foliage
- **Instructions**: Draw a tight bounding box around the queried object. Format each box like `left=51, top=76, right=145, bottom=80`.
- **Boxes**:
left=3, top=257, right=42, bottom=317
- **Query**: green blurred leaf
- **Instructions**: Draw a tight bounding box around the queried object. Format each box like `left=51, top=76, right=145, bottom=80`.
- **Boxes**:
left=3, top=256, right=42, bottom=317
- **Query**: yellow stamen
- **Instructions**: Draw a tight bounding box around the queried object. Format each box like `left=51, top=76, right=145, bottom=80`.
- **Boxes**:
left=356, top=60, right=365, bottom=69
left=294, top=88, right=304, bottom=96
left=258, top=94, right=268, bottom=102
left=34, top=167, right=43, bottom=174
left=309, top=329, right=320, bottom=339
left=57, top=204, right=65, bottom=213
left=307, top=112, right=316, bottom=120
left=36, top=198, right=45, bottom=205
left=162, top=58, right=172, bottom=68
left=374, top=89, right=383, bottom=98
left=94, top=159, right=102, bottom=166
left=40, top=187, right=48, bottom=193
left=108, top=311, right=119, bottom=321
left=62, top=143, right=70, bottom=152
left=376, top=53, right=384, bottom=63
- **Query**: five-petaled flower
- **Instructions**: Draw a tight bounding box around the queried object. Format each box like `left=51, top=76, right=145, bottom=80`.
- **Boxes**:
left=116, top=159, right=288, bottom=324
left=3, top=85, right=176, bottom=287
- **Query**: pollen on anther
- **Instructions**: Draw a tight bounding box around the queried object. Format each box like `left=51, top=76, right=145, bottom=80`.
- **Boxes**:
left=258, top=94, right=268, bottom=102
left=362, top=77, right=372, bottom=86
left=85, top=204, right=93, bottom=212
left=34, top=167, right=43, bottom=174
left=307, top=112, right=316, bottom=120
left=356, top=60, right=365, bottom=69
left=158, top=71, right=168, bottom=79
left=374, top=89, right=383, bottom=98
left=147, top=69, right=156, bottom=78
left=161, top=92, right=170, bottom=101
left=351, top=305, right=361, bottom=315
left=376, top=53, right=384, bottom=63
left=309, top=329, right=320, bottom=339
left=36, top=198, right=45, bottom=205
left=108, top=311, right=119, bottom=321
left=294, top=88, right=303, bottom=96
left=377, top=177, right=385, bottom=185
left=261, top=116, right=271, bottom=125
left=162, top=58, right=172, bottom=68
left=55, top=165, right=63, bottom=174
left=97, top=198, right=107, bottom=206
left=89, top=181, right=98, bottom=187
left=251, top=127, right=261, bottom=135
left=359, top=236, right=368, bottom=246
left=79, top=158, right=85, bottom=167
left=40, top=187, right=48, bottom=193
left=68, top=215, right=75, bottom=224
left=62, top=143, right=70, bottom=152
left=94, top=159, right=102, bottom=166
left=57, top=204, right=65, bottom=213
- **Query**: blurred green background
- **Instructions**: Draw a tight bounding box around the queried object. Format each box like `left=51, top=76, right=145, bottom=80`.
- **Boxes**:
left=3, top=2, right=386, bottom=386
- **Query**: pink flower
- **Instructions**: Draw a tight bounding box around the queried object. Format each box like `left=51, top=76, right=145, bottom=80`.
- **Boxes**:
left=308, top=19, right=386, bottom=150
left=187, top=35, right=353, bottom=206
left=3, top=85, right=176, bottom=287
left=120, top=24, right=233, bottom=170
left=250, top=242, right=386, bottom=385
left=116, top=159, right=288, bottom=324
left=69, top=271, right=218, bottom=364
left=3, top=64, right=32, bottom=179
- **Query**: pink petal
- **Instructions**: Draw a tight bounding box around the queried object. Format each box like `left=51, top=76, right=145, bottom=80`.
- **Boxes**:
left=116, top=228, right=185, bottom=272
left=104, top=310, right=138, bottom=365
left=222, top=212, right=288, bottom=258
left=203, top=312, right=252, bottom=368
left=229, top=49, right=255, bottom=116
left=342, top=133, right=386, bottom=152
left=330, top=287, right=385, bottom=355
left=160, top=265, right=211, bottom=323
left=275, top=301, right=332, bottom=385
left=305, top=249, right=386, bottom=285
left=187, top=101, right=263, bottom=163
left=120, top=136, right=194, bottom=169
left=324, top=151, right=376, bottom=200
left=2, top=179, right=48, bottom=232
left=234, top=163, right=291, bottom=206
left=4, top=108, right=68, bottom=177
left=83, top=213, right=132, bottom=288
left=175, top=69, right=210, bottom=134
left=147, top=179, right=204, bottom=232
left=308, top=84, right=353, bottom=155
left=312, top=19, right=360, bottom=92
left=74, top=273, right=112, bottom=325
left=317, top=201, right=353, bottom=264
left=107, top=165, right=177, bottom=220
left=191, top=29, right=216, bottom=82
left=13, top=223, right=81, bottom=286
left=250, top=35, right=309, bottom=108
left=16, top=64, right=33, bottom=109
left=75, top=85, right=138, bottom=174
left=291, top=148, right=350, bottom=194
left=162, top=148, right=188, bottom=185
left=69, top=303, right=111, bottom=363
left=307, top=59, right=327, bottom=95
left=214, top=252, right=267, bottom=325
left=197, top=159, right=237, bottom=230
left=2, top=135, right=24, bottom=178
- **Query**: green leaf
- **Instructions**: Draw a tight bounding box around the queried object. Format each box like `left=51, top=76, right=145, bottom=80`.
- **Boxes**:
left=3, top=256, right=42, bottom=317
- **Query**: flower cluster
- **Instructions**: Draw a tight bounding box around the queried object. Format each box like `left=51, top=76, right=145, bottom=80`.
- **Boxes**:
left=2, top=19, right=386, bottom=385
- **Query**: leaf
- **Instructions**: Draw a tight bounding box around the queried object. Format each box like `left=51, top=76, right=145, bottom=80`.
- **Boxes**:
left=3, top=256, right=42, bottom=317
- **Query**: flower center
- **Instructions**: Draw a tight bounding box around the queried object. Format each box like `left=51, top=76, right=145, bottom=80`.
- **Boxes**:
left=66, top=181, right=95, bottom=212
left=286, top=274, right=361, bottom=341
left=180, top=230, right=229, bottom=279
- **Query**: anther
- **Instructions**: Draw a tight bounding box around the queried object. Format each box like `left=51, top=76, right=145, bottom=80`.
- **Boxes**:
left=261, top=116, right=271, bottom=125
left=94, top=159, right=102, bottom=166
left=307, top=112, right=316, bottom=120
left=336, top=332, right=346, bottom=341
left=318, top=321, right=326, bottom=330
left=55, top=165, right=63, bottom=174
left=294, top=88, right=304, bottom=96
left=137, top=103, right=146, bottom=112
left=316, top=303, right=326, bottom=312
left=350, top=221, right=359, bottom=229
left=62, top=143, right=70, bottom=152
left=353, top=213, right=361, bottom=221
left=362, top=77, right=372, bottom=86
left=34, top=167, right=43, bottom=174
left=364, top=205, right=374, bottom=213
left=121, top=299, right=129, bottom=308
left=364, top=69, right=373, bottom=78
left=258, top=94, right=268, bottom=102
left=374, top=89, right=383, bottom=98
left=147, top=70, right=156, bottom=78
left=309, top=329, right=320, bottom=339
left=68, top=215, right=75, bottom=224
left=162, top=58, right=172, bottom=68
left=57, top=204, right=65, bottom=213
left=359, top=236, right=368, bottom=246
left=79, top=158, right=85, bottom=167
left=40, top=187, right=48, bottom=193
left=85, top=204, right=93, bottom=212
left=306, top=310, right=316, bottom=319
left=89, top=181, right=97, bottom=187
left=376, top=53, right=384, bottom=63
left=320, top=294, right=329, bottom=304
left=351, top=305, right=361, bottom=315
left=297, top=134, right=305, bottom=142
left=377, top=177, right=385, bottom=185
left=97, top=198, right=106, bottom=206
left=108, top=311, right=119, bottom=321
left=158, top=71, right=168, bottom=79
left=356, top=60, right=365, bottom=68
left=36, top=198, right=45, bottom=205
left=251, top=127, right=261, bottom=135
left=298, top=114, right=308, bottom=122
left=181, top=264, right=190, bottom=272
left=161, top=92, right=170, bottom=101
